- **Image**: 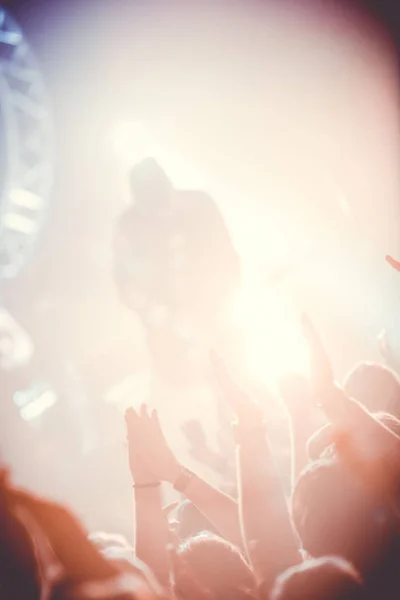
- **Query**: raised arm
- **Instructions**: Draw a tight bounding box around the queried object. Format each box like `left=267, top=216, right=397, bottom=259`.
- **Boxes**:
left=129, top=404, right=243, bottom=549
left=279, top=374, right=315, bottom=490
left=302, top=314, right=400, bottom=496
left=211, top=354, right=302, bottom=590
left=177, top=469, right=243, bottom=548
left=125, top=406, right=170, bottom=586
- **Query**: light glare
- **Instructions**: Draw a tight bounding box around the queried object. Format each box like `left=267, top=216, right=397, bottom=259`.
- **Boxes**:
left=232, top=283, right=309, bottom=389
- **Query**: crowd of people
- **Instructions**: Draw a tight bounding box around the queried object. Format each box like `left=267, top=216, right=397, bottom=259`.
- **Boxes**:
left=2, top=151, right=400, bottom=600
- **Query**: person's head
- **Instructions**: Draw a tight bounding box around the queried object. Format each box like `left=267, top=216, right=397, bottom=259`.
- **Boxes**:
left=344, top=362, right=400, bottom=418
left=175, top=532, right=257, bottom=600
left=271, top=556, right=365, bottom=600
left=129, top=158, right=172, bottom=213
left=307, top=412, right=400, bottom=462
left=171, top=501, right=218, bottom=541
left=292, top=458, right=393, bottom=572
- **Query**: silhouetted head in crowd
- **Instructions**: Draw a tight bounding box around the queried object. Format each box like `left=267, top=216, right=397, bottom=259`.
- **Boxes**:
left=292, top=459, right=394, bottom=573
left=344, top=362, right=400, bottom=419
left=129, top=158, right=173, bottom=214
left=175, top=532, right=257, bottom=600
left=172, top=500, right=219, bottom=540
left=307, top=412, right=400, bottom=462
left=271, top=556, right=365, bottom=600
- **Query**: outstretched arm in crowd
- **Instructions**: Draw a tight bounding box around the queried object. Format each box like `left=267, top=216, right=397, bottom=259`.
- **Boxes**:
left=127, top=404, right=243, bottom=549
left=303, top=314, right=400, bottom=495
left=279, top=374, right=316, bottom=490
left=211, top=354, right=302, bottom=591
left=176, top=469, right=243, bottom=547
left=126, top=407, right=170, bottom=586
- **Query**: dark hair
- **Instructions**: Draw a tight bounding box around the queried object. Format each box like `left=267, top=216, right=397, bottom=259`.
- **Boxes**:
left=344, top=362, right=400, bottom=419
left=271, top=556, right=365, bottom=600
left=292, top=459, right=391, bottom=571
left=176, top=532, right=257, bottom=599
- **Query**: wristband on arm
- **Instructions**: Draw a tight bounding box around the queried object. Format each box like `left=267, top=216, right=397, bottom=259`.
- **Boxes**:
left=173, top=467, right=194, bottom=493
left=133, top=481, right=161, bottom=489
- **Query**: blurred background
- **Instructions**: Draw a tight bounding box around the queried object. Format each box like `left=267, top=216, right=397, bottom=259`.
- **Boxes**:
left=0, top=0, right=399, bottom=536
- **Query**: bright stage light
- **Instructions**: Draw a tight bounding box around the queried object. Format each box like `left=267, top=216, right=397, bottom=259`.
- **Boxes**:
left=232, top=282, right=309, bottom=389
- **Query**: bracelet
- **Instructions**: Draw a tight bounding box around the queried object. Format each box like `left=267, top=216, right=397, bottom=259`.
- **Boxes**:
left=173, top=467, right=194, bottom=493
left=133, top=481, right=161, bottom=489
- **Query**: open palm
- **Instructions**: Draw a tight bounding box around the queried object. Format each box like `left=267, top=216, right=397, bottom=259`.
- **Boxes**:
left=126, top=405, right=180, bottom=484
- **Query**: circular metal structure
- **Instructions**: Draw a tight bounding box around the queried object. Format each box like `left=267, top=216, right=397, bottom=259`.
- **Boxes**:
left=0, top=6, right=53, bottom=279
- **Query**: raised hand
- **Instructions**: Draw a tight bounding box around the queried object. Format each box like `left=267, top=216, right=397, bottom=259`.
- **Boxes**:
left=126, top=404, right=181, bottom=484
left=385, top=254, right=400, bottom=272
left=302, top=315, right=400, bottom=493
left=125, top=407, right=159, bottom=485
left=300, top=313, right=353, bottom=422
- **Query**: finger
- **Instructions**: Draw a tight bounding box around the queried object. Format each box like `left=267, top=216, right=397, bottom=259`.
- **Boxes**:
left=125, top=410, right=138, bottom=427
left=125, top=407, right=133, bottom=421
left=140, top=403, right=149, bottom=419
left=125, top=408, right=139, bottom=437
left=386, top=255, right=400, bottom=272
left=150, top=409, right=163, bottom=433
